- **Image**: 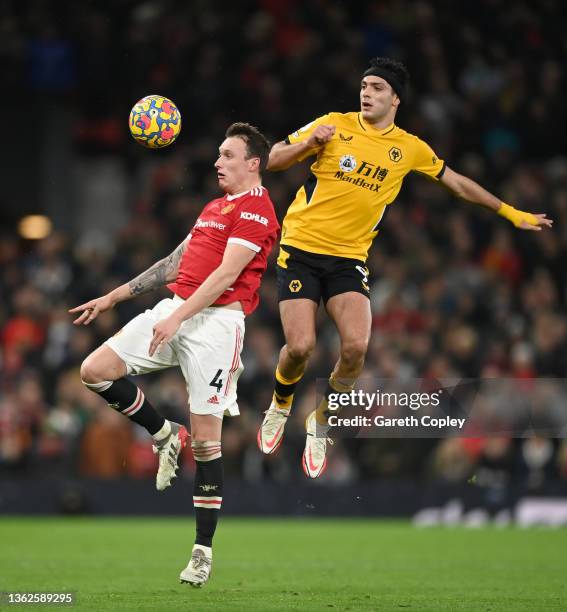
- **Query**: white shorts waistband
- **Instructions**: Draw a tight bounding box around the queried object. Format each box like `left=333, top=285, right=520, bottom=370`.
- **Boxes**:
left=172, top=295, right=245, bottom=320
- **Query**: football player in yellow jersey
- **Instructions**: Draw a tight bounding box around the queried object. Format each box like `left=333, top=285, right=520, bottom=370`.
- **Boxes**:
left=257, top=57, right=552, bottom=478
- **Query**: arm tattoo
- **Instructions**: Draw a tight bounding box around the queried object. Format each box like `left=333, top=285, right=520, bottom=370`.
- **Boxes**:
left=128, top=239, right=187, bottom=296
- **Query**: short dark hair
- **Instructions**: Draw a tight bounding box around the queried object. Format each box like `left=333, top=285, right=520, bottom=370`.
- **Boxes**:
left=225, top=122, right=271, bottom=172
left=363, top=57, right=410, bottom=103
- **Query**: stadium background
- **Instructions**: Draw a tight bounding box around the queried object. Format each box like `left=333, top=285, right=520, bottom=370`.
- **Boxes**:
left=1, top=0, right=566, bottom=522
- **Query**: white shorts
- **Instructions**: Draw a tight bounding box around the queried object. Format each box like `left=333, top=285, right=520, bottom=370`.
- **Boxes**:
left=105, top=296, right=245, bottom=417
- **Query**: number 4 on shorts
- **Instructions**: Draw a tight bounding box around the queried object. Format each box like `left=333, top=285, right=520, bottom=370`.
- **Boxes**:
left=209, top=369, right=223, bottom=392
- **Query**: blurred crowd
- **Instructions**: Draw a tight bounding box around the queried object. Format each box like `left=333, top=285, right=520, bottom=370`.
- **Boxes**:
left=1, top=0, right=567, bottom=489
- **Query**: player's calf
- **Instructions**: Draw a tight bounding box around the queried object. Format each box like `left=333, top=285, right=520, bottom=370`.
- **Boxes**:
left=186, top=440, right=223, bottom=582
left=81, top=374, right=189, bottom=490
left=82, top=375, right=167, bottom=435
left=179, top=440, right=222, bottom=586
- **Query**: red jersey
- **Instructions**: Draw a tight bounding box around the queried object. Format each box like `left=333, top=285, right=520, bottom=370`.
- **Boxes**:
left=167, top=186, right=280, bottom=315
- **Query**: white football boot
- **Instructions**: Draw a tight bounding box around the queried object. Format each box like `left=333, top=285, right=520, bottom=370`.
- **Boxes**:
left=257, top=399, right=290, bottom=454
left=302, top=411, right=333, bottom=478
left=179, top=545, right=212, bottom=587
left=152, top=422, right=189, bottom=491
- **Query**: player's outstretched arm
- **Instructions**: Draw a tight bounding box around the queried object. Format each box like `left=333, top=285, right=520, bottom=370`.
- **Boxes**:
left=149, top=243, right=255, bottom=356
left=267, top=124, right=336, bottom=171
left=68, top=238, right=188, bottom=325
left=439, top=166, right=553, bottom=231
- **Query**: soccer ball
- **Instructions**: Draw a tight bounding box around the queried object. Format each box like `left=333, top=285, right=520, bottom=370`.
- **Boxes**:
left=129, top=95, right=182, bottom=149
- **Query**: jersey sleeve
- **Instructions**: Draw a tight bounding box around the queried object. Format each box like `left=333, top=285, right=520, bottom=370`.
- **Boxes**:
left=228, top=197, right=279, bottom=253
left=411, top=137, right=446, bottom=180
left=286, top=113, right=333, bottom=162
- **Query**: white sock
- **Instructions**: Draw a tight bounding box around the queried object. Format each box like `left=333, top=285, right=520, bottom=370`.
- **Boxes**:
left=152, top=420, right=172, bottom=442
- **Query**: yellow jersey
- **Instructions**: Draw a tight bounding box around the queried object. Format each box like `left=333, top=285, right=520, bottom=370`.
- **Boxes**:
left=280, top=112, right=446, bottom=262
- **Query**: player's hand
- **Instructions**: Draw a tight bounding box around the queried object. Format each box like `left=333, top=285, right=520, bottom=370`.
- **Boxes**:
left=149, top=315, right=182, bottom=357
left=306, top=124, right=335, bottom=147
left=69, top=294, right=115, bottom=325
left=498, top=203, right=554, bottom=231
left=519, top=213, right=553, bottom=231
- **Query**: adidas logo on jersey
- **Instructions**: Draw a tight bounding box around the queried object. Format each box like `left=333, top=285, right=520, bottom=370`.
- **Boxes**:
left=240, top=211, right=268, bottom=226
left=207, top=395, right=220, bottom=404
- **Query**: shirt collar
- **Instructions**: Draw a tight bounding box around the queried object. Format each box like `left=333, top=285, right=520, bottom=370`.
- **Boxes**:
left=358, top=113, right=396, bottom=135
left=226, top=185, right=263, bottom=201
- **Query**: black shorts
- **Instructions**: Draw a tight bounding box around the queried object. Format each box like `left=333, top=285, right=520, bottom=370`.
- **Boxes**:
left=276, top=245, right=371, bottom=304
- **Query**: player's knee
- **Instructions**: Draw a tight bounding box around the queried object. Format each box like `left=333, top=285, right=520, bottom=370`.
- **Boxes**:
left=191, top=440, right=222, bottom=461
left=80, top=355, right=108, bottom=385
left=340, top=337, right=369, bottom=365
left=286, top=337, right=315, bottom=363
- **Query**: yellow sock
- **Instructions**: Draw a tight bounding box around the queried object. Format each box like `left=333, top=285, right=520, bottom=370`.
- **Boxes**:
left=315, top=376, right=355, bottom=425
left=273, top=367, right=303, bottom=411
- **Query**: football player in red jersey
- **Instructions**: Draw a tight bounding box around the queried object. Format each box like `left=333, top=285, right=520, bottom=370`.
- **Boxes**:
left=70, top=123, right=279, bottom=587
